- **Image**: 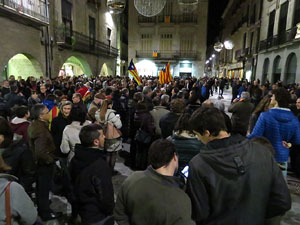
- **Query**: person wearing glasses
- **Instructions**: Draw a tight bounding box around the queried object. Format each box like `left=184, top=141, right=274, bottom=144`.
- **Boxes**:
left=28, top=104, right=58, bottom=221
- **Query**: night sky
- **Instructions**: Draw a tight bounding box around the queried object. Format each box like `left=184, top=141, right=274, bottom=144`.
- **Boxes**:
left=207, top=0, right=229, bottom=46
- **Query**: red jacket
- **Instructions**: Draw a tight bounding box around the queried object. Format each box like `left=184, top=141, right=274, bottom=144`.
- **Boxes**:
left=10, top=118, right=30, bottom=142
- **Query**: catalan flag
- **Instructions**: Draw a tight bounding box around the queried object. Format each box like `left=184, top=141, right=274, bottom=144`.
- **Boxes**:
left=128, top=59, right=142, bottom=85
left=159, top=62, right=173, bottom=84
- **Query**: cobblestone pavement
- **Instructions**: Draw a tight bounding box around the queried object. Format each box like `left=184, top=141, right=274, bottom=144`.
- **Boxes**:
left=45, top=87, right=300, bottom=224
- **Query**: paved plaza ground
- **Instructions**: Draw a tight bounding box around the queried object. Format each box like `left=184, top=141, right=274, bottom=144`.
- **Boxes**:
left=45, top=88, right=300, bottom=225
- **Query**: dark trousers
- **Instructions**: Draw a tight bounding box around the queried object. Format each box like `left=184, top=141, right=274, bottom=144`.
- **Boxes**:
left=219, top=88, right=224, bottom=96
left=36, top=163, right=54, bottom=217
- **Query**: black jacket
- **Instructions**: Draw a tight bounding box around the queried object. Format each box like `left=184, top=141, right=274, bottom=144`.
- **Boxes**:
left=1, top=140, right=36, bottom=192
left=70, top=144, right=114, bottom=224
left=51, top=113, right=71, bottom=157
left=159, top=112, right=181, bottom=138
left=187, top=134, right=291, bottom=225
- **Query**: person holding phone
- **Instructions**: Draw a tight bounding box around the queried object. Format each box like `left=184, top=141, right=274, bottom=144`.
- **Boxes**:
left=114, top=139, right=195, bottom=225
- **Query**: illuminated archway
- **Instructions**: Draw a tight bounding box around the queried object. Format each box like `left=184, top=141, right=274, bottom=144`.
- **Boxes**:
left=262, top=58, right=270, bottom=84
left=136, top=60, right=158, bottom=77
left=3, top=53, right=43, bottom=80
left=100, top=63, right=109, bottom=76
left=60, top=56, right=92, bottom=77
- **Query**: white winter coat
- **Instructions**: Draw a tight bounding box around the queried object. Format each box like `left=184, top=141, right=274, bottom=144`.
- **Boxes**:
left=95, top=109, right=122, bottom=129
left=60, top=120, right=91, bottom=162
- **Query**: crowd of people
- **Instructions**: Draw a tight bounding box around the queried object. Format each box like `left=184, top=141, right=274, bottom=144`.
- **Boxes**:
left=0, top=74, right=299, bottom=225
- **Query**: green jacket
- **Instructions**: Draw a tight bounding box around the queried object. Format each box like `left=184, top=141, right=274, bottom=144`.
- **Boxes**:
left=114, top=166, right=195, bottom=225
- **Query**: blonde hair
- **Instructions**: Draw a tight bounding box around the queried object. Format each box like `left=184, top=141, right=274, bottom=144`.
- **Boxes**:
left=99, top=99, right=112, bottom=121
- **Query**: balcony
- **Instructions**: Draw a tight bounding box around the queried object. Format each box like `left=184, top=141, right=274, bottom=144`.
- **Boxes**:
left=55, top=27, right=118, bottom=58
left=138, top=14, right=198, bottom=24
left=0, top=0, right=49, bottom=24
left=259, top=26, right=298, bottom=51
left=136, top=50, right=199, bottom=60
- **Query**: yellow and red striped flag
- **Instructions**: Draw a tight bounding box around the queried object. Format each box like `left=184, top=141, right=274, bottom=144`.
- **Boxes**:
left=128, top=59, right=142, bottom=85
left=159, top=62, right=172, bottom=84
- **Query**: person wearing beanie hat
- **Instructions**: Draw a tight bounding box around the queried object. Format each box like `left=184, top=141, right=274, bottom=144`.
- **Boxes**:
left=88, top=93, right=106, bottom=122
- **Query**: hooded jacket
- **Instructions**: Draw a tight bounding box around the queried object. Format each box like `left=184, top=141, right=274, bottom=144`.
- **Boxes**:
left=248, top=108, right=300, bottom=162
left=10, top=118, right=30, bottom=143
left=187, top=135, right=291, bottom=225
left=0, top=174, right=37, bottom=225
left=70, top=144, right=114, bottom=224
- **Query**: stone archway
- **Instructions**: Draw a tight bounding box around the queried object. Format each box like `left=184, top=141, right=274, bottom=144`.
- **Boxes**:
left=60, top=56, right=92, bottom=77
left=2, top=53, right=43, bottom=80
left=99, top=63, right=113, bottom=76
left=284, top=53, right=297, bottom=84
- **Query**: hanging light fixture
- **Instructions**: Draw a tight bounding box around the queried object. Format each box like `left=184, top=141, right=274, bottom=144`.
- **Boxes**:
left=107, top=0, right=126, bottom=14
left=134, top=0, right=167, bottom=17
left=224, top=40, right=234, bottom=50
left=214, top=42, right=224, bottom=52
left=178, top=0, right=198, bottom=13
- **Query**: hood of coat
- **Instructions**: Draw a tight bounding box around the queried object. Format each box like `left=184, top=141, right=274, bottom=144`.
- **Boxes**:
left=72, top=144, right=106, bottom=172
left=200, top=134, right=251, bottom=177
left=69, top=121, right=91, bottom=130
left=269, top=108, right=295, bottom=123
left=11, top=117, right=29, bottom=125
left=0, top=174, right=18, bottom=196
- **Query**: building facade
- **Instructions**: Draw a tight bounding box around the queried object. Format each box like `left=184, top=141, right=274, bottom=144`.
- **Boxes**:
left=256, top=0, right=300, bottom=84
left=128, top=0, right=208, bottom=78
left=218, top=0, right=263, bottom=81
left=0, top=0, right=122, bottom=81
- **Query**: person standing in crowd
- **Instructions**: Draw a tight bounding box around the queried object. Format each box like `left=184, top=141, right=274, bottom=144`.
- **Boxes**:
left=1, top=80, right=10, bottom=97
left=51, top=101, right=72, bottom=157
left=171, top=113, right=203, bottom=172
left=28, top=91, right=41, bottom=109
left=218, top=77, right=226, bottom=98
left=134, top=100, right=155, bottom=170
left=150, top=96, right=170, bottom=138
left=96, top=99, right=122, bottom=172
left=60, top=106, right=91, bottom=163
left=188, top=107, right=291, bottom=225
left=143, top=86, right=154, bottom=111
left=72, top=92, right=87, bottom=114
left=0, top=156, right=37, bottom=225
left=114, top=139, right=195, bottom=225
left=0, top=117, right=36, bottom=194
left=38, top=84, right=48, bottom=102
left=70, top=124, right=114, bottom=225
left=231, top=79, right=241, bottom=103
left=119, top=88, right=130, bottom=140
left=28, top=104, right=58, bottom=221
left=249, top=88, right=300, bottom=176
left=88, top=93, right=105, bottom=122
left=4, top=85, right=27, bottom=108
left=10, top=106, right=31, bottom=143
left=228, top=92, right=254, bottom=136
left=160, top=99, right=185, bottom=139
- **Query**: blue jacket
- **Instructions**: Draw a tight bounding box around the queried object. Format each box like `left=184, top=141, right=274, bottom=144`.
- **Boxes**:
left=248, top=108, right=300, bottom=162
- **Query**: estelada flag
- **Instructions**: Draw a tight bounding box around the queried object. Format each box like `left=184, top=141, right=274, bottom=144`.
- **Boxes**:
left=128, top=59, right=142, bottom=85
left=159, top=62, right=173, bottom=84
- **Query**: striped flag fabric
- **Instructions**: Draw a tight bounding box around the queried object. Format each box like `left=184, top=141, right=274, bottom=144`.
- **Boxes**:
left=128, top=59, right=142, bottom=85
left=159, top=62, right=173, bottom=84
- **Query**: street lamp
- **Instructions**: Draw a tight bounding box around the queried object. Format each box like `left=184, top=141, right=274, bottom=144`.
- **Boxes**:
left=224, top=40, right=234, bottom=50
left=214, top=42, right=224, bottom=52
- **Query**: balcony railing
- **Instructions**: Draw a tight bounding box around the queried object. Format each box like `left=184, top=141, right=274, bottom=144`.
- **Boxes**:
left=259, top=26, right=298, bottom=51
left=55, top=28, right=118, bottom=58
left=136, top=50, right=199, bottom=60
left=0, top=0, right=49, bottom=24
left=138, top=14, right=198, bottom=24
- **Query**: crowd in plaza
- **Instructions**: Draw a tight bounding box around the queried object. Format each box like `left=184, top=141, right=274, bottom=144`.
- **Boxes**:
left=0, top=74, right=300, bottom=225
